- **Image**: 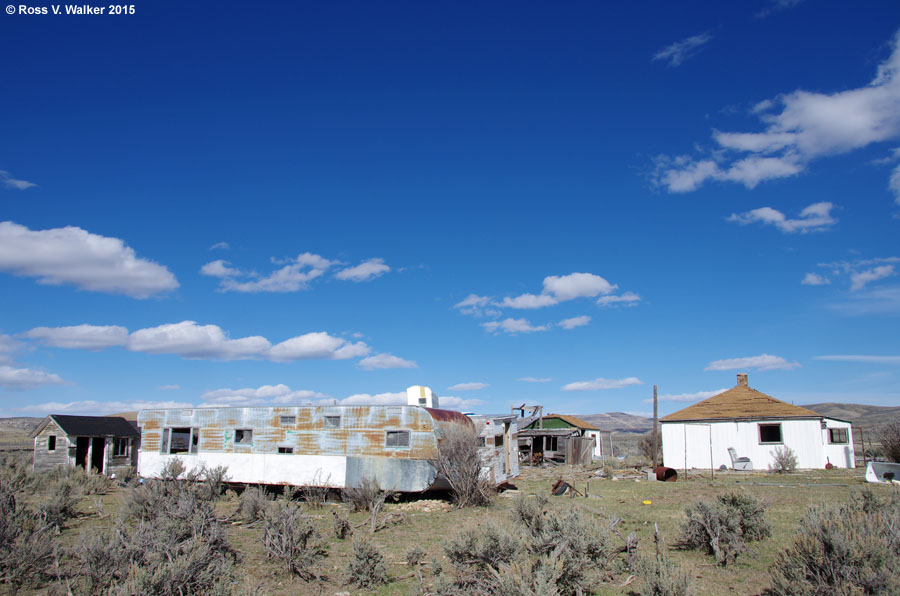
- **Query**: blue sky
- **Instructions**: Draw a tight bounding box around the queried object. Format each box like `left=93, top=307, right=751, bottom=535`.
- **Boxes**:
left=1, top=1, right=899, bottom=418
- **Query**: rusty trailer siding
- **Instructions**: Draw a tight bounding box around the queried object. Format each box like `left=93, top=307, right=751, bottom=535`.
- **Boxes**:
left=137, top=405, right=468, bottom=491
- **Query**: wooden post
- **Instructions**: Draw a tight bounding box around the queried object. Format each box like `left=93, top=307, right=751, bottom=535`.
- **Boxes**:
left=652, top=384, right=658, bottom=468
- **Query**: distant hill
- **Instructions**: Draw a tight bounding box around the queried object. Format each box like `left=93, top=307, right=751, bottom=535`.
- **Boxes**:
left=0, top=417, right=43, bottom=448
left=577, top=412, right=652, bottom=434
left=801, top=403, right=900, bottom=429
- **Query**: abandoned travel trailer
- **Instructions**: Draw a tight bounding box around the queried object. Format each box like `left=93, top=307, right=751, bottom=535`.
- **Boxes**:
left=660, top=373, right=855, bottom=471
left=31, top=415, right=139, bottom=475
left=137, top=385, right=519, bottom=491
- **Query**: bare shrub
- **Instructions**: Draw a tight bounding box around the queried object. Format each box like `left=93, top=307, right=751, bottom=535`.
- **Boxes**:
left=877, top=416, right=900, bottom=463
left=435, top=424, right=494, bottom=508
left=38, top=476, right=83, bottom=530
left=0, top=518, right=55, bottom=595
left=638, top=430, right=661, bottom=463
left=633, top=527, right=693, bottom=596
left=511, top=493, right=548, bottom=535
left=160, top=457, right=186, bottom=481
left=332, top=510, right=352, bottom=540
left=443, top=522, right=526, bottom=590
left=238, top=486, right=271, bottom=522
left=262, top=501, right=325, bottom=580
left=198, top=464, right=230, bottom=501
left=405, top=545, right=426, bottom=567
left=769, top=446, right=797, bottom=473
left=770, top=489, right=900, bottom=596
left=680, top=492, right=769, bottom=566
left=298, top=470, right=331, bottom=509
left=70, top=528, right=129, bottom=594
left=342, top=475, right=381, bottom=512
left=348, top=538, right=388, bottom=588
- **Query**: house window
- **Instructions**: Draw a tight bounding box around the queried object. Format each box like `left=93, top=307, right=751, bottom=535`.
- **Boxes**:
left=477, top=436, right=486, bottom=447
left=324, top=416, right=341, bottom=429
left=113, top=438, right=130, bottom=457
left=545, top=436, right=558, bottom=451
left=418, top=397, right=427, bottom=405
left=495, top=433, right=504, bottom=447
left=278, top=446, right=294, bottom=454
left=828, top=428, right=849, bottom=444
left=758, top=423, right=783, bottom=444
left=234, top=429, right=253, bottom=445
left=279, top=416, right=296, bottom=426
left=47, top=436, right=56, bottom=451
left=385, top=430, right=410, bottom=448
left=166, top=428, right=198, bottom=454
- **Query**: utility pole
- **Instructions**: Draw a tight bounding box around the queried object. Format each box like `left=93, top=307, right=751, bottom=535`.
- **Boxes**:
left=652, top=384, right=658, bottom=468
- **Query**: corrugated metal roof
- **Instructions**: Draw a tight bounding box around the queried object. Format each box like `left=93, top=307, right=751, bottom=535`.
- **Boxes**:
left=660, top=384, right=822, bottom=422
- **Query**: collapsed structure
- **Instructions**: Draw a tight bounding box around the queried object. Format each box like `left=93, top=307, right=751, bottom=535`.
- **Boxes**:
left=137, top=385, right=519, bottom=491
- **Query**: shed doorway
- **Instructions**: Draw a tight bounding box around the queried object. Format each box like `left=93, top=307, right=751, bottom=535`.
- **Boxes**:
left=91, top=437, right=105, bottom=473
left=75, top=437, right=89, bottom=469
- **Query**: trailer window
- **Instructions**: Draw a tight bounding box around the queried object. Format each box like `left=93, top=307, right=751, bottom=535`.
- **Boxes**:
left=278, top=446, right=294, bottom=454
left=167, top=428, right=198, bottom=454
left=234, top=429, right=253, bottom=445
left=47, top=436, right=56, bottom=451
left=324, top=415, right=341, bottom=429
left=828, top=428, right=849, bottom=444
left=279, top=416, right=296, bottom=426
left=495, top=433, right=504, bottom=447
left=385, top=430, right=410, bottom=448
left=758, top=423, right=782, bottom=444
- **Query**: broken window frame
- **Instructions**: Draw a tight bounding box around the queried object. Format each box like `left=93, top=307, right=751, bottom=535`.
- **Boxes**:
left=47, top=435, right=56, bottom=451
left=163, top=427, right=199, bottom=454
left=758, top=423, right=783, bottom=445
left=113, top=437, right=130, bottom=457
left=385, top=430, right=410, bottom=448
left=324, top=415, right=341, bottom=429
left=234, top=429, right=253, bottom=446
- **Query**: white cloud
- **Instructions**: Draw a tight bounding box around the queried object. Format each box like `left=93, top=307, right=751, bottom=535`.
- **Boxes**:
left=206, top=252, right=336, bottom=293
left=650, top=389, right=729, bottom=403
left=517, top=377, right=552, bottom=383
left=654, top=29, right=900, bottom=198
left=357, top=353, right=417, bottom=370
left=448, top=382, right=488, bottom=391
left=0, top=365, right=66, bottom=389
left=727, top=202, right=837, bottom=233
left=814, top=355, right=900, bottom=364
left=12, top=399, right=192, bottom=416
left=562, top=377, right=643, bottom=391
left=850, top=265, right=896, bottom=290
left=501, top=273, right=617, bottom=309
left=0, top=334, right=20, bottom=364
left=200, top=260, right=242, bottom=278
left=24, top=324, right=129, bottom=349
left=337, top=391, right=407, bottom=406
left=0, top=221, right=178, bottom=298
left=0, top=170, right=36, bottom=190
left=704, top=354, right=800, bottom=371
left=200, top=384, right=326, bottom=407
left=269, top=332, right=370, bottom=362
left=209, top=241, right=230, bottom=250
left=652, top=32, right=712, bottom=67
left=454, top=294, right=498, bottom=317
left=434, top=395, right=485, bottom=410
left=802, top=272, right=831, bottom=286
left=334, top=258, right=390, bottom=282
left=559, top=316, right=591, bottom=330
left=157, top=384, right=180, bottom=391
left=828, top=284, right=900, bottom=314
left=482, top=318, right=550, bottom=335
left=127, top=321, right=271, bottom=360
left=596, top=292, right=641, bottom=307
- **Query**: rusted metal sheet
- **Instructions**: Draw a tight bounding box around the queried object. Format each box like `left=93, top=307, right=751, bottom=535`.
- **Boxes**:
left=137, top=405, right=496, bottom=491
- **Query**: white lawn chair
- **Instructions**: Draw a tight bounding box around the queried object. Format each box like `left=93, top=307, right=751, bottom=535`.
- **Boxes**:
left=728, top=447, right=752, bottom=471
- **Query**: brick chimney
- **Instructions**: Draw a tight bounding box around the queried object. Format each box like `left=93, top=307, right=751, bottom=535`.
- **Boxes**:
left=737, top=373, right=748, bottom=387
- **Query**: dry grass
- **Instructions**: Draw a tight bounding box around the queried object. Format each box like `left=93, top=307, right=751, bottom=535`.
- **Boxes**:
left=2, top=461, right=879, bottom=596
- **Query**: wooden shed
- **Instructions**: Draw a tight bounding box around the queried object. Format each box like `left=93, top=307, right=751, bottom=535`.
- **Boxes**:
left=519, top=414, right=611, bottom=465
left=31, top=415, right=140, bottom=476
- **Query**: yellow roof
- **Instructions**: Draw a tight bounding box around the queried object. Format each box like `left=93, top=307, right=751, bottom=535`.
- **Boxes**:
left=660, top=384, right=822, bottom=422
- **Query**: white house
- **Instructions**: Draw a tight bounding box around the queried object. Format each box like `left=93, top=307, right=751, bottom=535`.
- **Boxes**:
left=661, top=373, right=855, bottom=471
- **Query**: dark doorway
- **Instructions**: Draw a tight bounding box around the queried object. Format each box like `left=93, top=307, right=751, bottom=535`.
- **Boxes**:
left=76, top=437, right=89, bottom=469
left=90, top=437, right=105, bottom=474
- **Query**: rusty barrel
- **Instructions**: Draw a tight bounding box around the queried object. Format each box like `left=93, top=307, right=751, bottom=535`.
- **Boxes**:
left=653, top=466, right=677, bottom=482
